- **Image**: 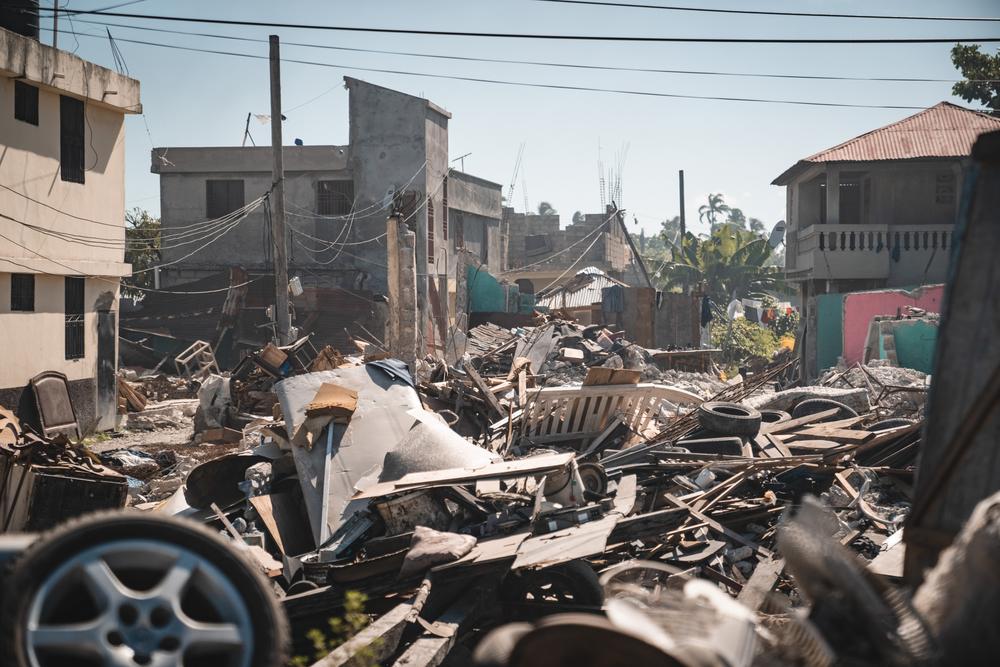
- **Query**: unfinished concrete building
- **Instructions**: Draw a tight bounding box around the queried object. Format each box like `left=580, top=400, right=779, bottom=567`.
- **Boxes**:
left=143, top=78, right=502, bottom=360
left=502, top=207, right=642, bottom=298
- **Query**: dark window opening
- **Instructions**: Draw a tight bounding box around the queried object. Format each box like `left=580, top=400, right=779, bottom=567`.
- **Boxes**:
left=59, top=95, right=85, bottom=184
left=524, top=234, right=553, bottom=257
left=482, top=226, right=489, bottom=264
left=206, top=180, right=245, bottom=219
left=935, top=172, right=955, bottom=205
left=64, top=276, right=85, bottom=360
left=838, top=172, right=869, bottom=225
left=427, top=198, right=435, bottom=263
left=14, top=81, right=39, bottom=125
left=10, top=273, right=35, bottom=311
left=316, top=180, right=354, bottom=216
left=442, top=178, right=449, bottom=241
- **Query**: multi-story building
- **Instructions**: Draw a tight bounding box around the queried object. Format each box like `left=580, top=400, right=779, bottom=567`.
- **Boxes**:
left=150, top=78, right=502, bottom=356
left=773, top=101, right=1000, bottom=378
left=0, top=17, right=141, bottom=432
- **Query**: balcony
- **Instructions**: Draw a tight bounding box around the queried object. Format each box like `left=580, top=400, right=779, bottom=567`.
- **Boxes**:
left=789, top=223, right=953, bottom=283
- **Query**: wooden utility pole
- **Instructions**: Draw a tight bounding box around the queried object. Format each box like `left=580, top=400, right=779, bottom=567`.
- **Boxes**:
left=269, top=35, right=291, bottom=344
left=52, top=5, right=58, bottom=49
left=679, top=169, right=688, bottom=294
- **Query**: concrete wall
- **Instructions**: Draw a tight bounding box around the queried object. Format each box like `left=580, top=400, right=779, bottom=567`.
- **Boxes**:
left=0, top=273, right=117, bottom=431
left=0, top=74, right=131, bottom=276
left=654, top=292, right=701, bottom=349
left=841, top=284, right=944, bottom=366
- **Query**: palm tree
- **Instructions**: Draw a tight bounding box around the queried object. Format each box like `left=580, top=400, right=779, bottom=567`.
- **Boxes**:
left=572, top=211, right=585, bottom=224
left=748, top=217, right=767, bottom=235
left=698, top=193, right=730, bottom=231
left=538, top=202, right=557, bottom=216
left=659, top=223, right=783, bottom=304
left=726, top=207, right=746, bottom=229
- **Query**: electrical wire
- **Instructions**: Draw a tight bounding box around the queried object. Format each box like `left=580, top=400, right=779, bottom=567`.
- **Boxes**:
left=283, top=160, right=427, bottom=221
left=533, top=0, right=1000, bottom=22
left=52, top=30, right=944, bottom=111
left=499, top=213, right=615, bottom=275
left=39, top=8, right=1000, bottom=43
left=64, top=17, right=993, bottom=85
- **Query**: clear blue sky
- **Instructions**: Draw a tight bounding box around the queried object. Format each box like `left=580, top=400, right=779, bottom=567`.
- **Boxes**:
left=40, top=0, right=999, bottom=237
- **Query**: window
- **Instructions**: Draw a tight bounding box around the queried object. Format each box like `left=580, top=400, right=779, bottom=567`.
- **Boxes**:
left=10, top=274, right=35, bottom=311
left=427, top=197, right=435, bottom=263
left=316, top=180, right=354, bottom=216
left=442, top=177, right=449, bottom=240
left=64, top=277, right=85, bottom=360
left=60, top=95, right=85, bottom=183
left=206, top=180, right=245, bottom=219
left=14, top=81, right=38, bottom=125
left=935, top=172, right=956, bottom=205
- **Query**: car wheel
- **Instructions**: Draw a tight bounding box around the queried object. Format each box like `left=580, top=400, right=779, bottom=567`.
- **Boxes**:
left=0, top=510, right=288, bottom=667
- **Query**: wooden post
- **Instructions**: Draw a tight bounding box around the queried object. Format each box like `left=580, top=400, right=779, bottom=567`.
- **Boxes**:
left=269, top=35, right=291, bottom=344
left=679, top=169, right=687, bottom=294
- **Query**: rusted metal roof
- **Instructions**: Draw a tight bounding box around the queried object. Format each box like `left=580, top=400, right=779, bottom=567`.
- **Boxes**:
left=773, top=102, right=1000, bottom=184
left=536, top=267, right=627, bottom=310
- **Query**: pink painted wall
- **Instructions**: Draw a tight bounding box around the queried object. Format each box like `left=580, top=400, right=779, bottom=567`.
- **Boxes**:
left=842, top=285, right=945, bottom=365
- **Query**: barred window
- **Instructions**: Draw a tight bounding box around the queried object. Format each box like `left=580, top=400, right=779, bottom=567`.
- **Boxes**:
left=65, top=277, right=85, bottom=360
left=317, top=180, right=354, bottom=216
left=427, top=197, right=435, bottom=263
left=60, top=95, right=85, bottom=184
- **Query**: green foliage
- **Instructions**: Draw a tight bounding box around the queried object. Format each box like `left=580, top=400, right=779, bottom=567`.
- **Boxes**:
left=773, top=309, right=801, bottom=339
left=698, top=193, right=730, bottom=231
left=951, top=44, right=1000, bottom=116
left=122, top=208, right=161, bottom=299
left=290, top=591, right=378, bottom=667
left=712, top=317, right=779, bottom=364
left=657, top=223, right=784, bottom=304
left=572, top=210, right=585, bottom=224
left=537, top=201, right=557, bottom=216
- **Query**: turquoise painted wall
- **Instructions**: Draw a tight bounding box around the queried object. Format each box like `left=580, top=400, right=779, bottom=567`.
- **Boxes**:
left=891, top=320, right=938, bottom=374
left=816, top=293, right=845, bottom=371
left=468, top=266, right=508, bottom=313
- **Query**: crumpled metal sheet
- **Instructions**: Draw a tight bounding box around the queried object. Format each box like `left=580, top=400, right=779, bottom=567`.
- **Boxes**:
left=379, top=416, right=498, bottom=483
left=274, top=365, right=424, bottom=546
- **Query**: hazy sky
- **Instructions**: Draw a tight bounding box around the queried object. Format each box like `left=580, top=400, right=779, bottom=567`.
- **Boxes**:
left=39, top=0, right=999, bottom=237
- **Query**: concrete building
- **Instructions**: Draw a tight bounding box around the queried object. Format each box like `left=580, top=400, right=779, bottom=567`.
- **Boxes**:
left=502, top=207, right=642, bottom=297
left=773, top=101, right=1000, bottom=378
left=0, top=20, right=141, bottom=432
left=152, top=77, right=502, bottom=355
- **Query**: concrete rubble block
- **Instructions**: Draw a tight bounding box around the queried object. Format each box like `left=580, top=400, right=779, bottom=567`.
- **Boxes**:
left=558, top=347, right=585, bottom=364
left=125, top=399, right=198, bottom=431
left=194, top=374, right=231, bottom=432
left=744, top=386, right=871, bottom=415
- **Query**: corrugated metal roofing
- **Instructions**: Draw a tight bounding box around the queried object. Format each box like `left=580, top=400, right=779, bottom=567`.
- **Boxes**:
left=773, top=102, right=1000, bottom=184
left=536, top=268, right=627, bottom=310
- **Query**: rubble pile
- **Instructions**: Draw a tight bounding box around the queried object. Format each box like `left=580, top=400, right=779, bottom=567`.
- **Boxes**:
left=819, top=360, right=930, bottom=418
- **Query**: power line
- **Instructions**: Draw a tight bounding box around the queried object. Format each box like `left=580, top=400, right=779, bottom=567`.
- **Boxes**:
left=59, top=30, right=938, bottom=110
left=533, top=0, right=1000, bottom=22
left=39, top=8, right=1000, bottom=43
left=65, top=17, right=992, bottom=84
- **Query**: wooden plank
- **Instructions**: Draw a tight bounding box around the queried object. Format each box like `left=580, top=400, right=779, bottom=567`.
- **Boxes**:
left=664, top=495, right=775, bottom=559
left=764, top=433, right=793, bottom=457
left=792, top=426, right=873, bottom=443
left=737, top=557, right=785, bottom=612
left=759, top=407, right=840, bottom=434
left=312, top=602, right=413, bottom=667
left=463, top=360, right=505, bottom=417
left=391, top=593, right=480, bottom=667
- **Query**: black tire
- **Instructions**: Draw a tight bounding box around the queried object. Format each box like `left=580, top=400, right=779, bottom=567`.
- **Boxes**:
left=0, top=510, right=288, bottom=667
left=791, top=398, right=858, bottom=422
left=473, top=623, right=533, bottom=667
left=759, top=409, right=792, bottom=425
left=868, top=418, right=917, bottom=432
left=501, top=559, right=603, bottom=609
left=697, top=401, right=762, bottom=437
left=576, top=463, right=608, bottom=496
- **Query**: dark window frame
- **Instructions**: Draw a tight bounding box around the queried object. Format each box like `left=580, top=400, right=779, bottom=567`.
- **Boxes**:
left=205, top=179, right=245, bottom=219
left=10, top=273, right=35, bottom=311
left=427, top=197, right=435, bottom=264
left=14, top=81, right=39, bottom=126
left=64, top=276, right=85, bottom=360
left=316, top=180, right=354, bottom=216
left=59, top=95, right=85, bottom=184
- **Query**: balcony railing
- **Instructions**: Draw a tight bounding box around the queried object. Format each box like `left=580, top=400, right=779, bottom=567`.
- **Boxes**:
left=792, top=223, right=953, bottom=281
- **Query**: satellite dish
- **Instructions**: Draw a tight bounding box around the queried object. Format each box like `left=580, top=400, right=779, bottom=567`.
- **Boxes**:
left=768, top=220, right=786, bottom=249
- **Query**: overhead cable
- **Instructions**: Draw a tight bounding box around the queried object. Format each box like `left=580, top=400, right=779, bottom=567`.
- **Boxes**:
left=57, top=30, right=937, bottom=110
left=38, top=8, right=1000, bottom=43
left=533, top=0, right=1000, bottom=22
left=64, top=17, right=991, bottom=84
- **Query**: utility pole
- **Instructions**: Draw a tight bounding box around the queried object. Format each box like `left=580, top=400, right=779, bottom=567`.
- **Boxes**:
left=679, top=169, right=688, bottom=295
left=269, top=35, right=291, bottom=344
left=52, top=4, right=58, bottom=49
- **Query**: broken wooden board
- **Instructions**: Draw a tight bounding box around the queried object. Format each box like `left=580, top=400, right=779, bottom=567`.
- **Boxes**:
left=462, top=360, right=505, bottom=417
left=759, top=407, right=841, bottom=434
left=582, top=367, right=642, bottom=386
left=312, top=601, right=414, bottom=667
left=737, top=557, right=786, bottom=612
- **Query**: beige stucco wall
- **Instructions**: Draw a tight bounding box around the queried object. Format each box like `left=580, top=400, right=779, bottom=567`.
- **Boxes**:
left=0, top=273, right=115, bottom=384
left=0, top=76, right=130, bottom=276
